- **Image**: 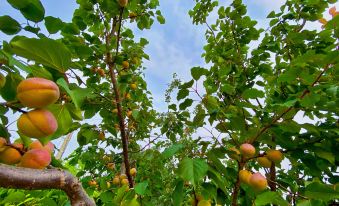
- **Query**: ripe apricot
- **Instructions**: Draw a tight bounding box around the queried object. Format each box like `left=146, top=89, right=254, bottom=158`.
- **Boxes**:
left=121, top=178, right=129, bottom=185
left=17, top=109, right=58, bottom=138
left=239, top=170, right=252, bottom=184
left=120, top=174, right=127, bottom=180
left=0, top=147, right=21, bottom=164
left=130, top=168, right=137, bottom=176
left=127, top=110, right=133, bottom=118
left=266, top=150, right=284, bottom=163
left=257, top=156, right=272, bottom=168
left=19, top=148, right=51, bottom=169
left=113, top=177, right=120, bottom=185
left=125, top=93, right=131, bottom=100
left=107, top=162, right=115, bottom=170
left=88, top=180, right=97, bottom=187
left=17, top=78, right=60, bottom=108
left=112, top=108, right=118, bottom=114
left=97, top=68, right=106, bottom=77
left=122, top=61, right=129, bottom=69
left=249, top=172, right=267, bottom=191
left=0, top=137, right=7, bottom=148
left=118, top=0, right=128, bottom=7
left=130, top=83, right=137, bottom=90
left=28, top=140, right=54, bottom=154
left=240, top=143, right=256, bottom=158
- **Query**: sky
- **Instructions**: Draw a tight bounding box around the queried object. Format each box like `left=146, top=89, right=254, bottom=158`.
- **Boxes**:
left=0, top=0, right=337, bottom=157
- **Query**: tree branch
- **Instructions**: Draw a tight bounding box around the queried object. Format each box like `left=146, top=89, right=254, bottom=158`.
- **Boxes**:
left=0, top=163, right=95, bottom=206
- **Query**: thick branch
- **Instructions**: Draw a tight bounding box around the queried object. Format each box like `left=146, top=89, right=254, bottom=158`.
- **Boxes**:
left=0, top=163, right=95, bottom=206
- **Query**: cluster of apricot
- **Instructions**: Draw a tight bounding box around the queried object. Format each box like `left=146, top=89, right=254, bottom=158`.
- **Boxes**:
left=112, top=168, right=137, bottom=187
left=231, top=143, right=284, bottom=191
left=0, top=77, right=60, bottom=169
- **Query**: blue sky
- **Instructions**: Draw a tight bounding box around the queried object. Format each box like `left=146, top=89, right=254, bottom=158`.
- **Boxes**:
left=1, top=0, right=337, bottom=157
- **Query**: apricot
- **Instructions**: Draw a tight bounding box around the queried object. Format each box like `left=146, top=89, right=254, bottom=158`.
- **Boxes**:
left=97, top=68, right=106, bottom=77
left=17, top=109, right=58, bottom=138
left=112, top=108, right=118, bottom=114
left=121, top=178, right=129, bottom=185
left=120, top=174, right=127, bottom=180
left=240, top=143, right=256, bottom=158
left=88, top=180, right=97, bottom=187
left=197, top=200, right=211, bottom=206
left=107, top=162, right=115, bottom=170
left=28, top=140, right=54, bottom=154
left=17, top=77, right=60, bottom=108
left=113, top=177, right=120, bottom=185
left=130, top=83, right=137, bottom=90
left=106, top=181, right=111, bottom=188
left=266, top=150, right=284, bottom=163
left=126, top=110, right=133, bottom=118
left=0, top=137, right=7, bottom=148
left=239, top=170, right=252, bottom=184
left=129, top=12, right=137, bottom=18
left=130, top=168, right=137, bottom=176
left=19, top=148, right=51, bottom=169
left=249, top=172, right=267, bottom=191
left=99, top=132, right=105, bottom=141
left=118, top=0, right=128, bottom=7
left=257, top=156, right=272, bottom=168
left=0, top=147, right=21, bottom=164
left=122, top=61, right=129, bottom=69
left=125, top=93, right=131, bottom=100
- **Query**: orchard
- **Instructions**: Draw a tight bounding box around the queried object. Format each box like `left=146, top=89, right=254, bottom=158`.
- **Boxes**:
left=0, top=0, right=338, bottom=205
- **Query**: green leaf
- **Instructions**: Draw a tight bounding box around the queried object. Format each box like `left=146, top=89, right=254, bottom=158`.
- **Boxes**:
left=305, top=182, right=339, bottom=201
left=7, top=0, right=45, bottom=23
left=57, top=78, right=92, bottom=109
left=135, top=181, right=148, bottom=195
left=47, top=104, right=73, bottom=139
left=172, top=180, right=184, bottom=206
left=0, top=73, right=23, bottom=101
left=44, top=16, right=64, bottom=34
left=0, top=15, right=21, bottom=35
left=162, top=144, right=184, bottom=159
left=1, top=191, right=25, bottom=204
left=242, top=88, right=265, bottom=99
left=40, top=198, right=58, bottom=206
left=177, top=158, right=208, bottom=187
left=191, top=67, right=208, bottom=80
left=157, top=15, right=165, bottom=24
left=9, top=36, right=71, bottom=72
left=255, top=191, right=289, bottom=206
left=177, top=88, right=189, bottom=101
left=179, top=98, right=193, bottom=110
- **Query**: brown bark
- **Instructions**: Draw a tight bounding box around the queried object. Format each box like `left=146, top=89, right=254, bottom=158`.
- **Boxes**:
left=0, top=163, right=95, bottom=206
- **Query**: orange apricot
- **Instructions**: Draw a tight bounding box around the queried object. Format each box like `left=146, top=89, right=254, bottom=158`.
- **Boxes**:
left=122, top=61, right=129, bottom=69
left=121, top=178, right=129, bottom=185
left=28, top=140, right=54, bottom=154
left=17, top=109, right=58, bottom=138
left=249, top=172, right=267, bottom=191
left=88, top=180, right=97, bottom=187
left=257, top=156, right=272, bottom=168
left=266, top=150, right=284, bottom=163
left=239, top=170, right=252, bottom=184
left=0, top=146, right=21, bottom=164
left=130, top=168, right=137, bottom=176
left=240, top=143, right=256, bottom=158
left=17, top=78, right=60, bottom=108
left=19, top=148, right=51, bottom=169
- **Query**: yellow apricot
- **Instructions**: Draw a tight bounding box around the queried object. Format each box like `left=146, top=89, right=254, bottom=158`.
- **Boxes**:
left=125, top=93, right=131, bottom=100
left=249, top=172, right=267, bottom=191
left=0, top=147, right=21, bottom=164
left=118, top=0, right=128, bottom=7
left=88, top=180, right=97, bottom=187
left=107, top=162, right=115, bottom=170
left=17, top=77, right=60, bottom=108
left=17, top=109, right=58, bottom=138
left=19, top=149, right=51, bottom=169
left=257, top=156, right=272, bottom=168
left=239, top=170, right=252, bottom=184
left=266, top=150, right=284, bottom=163
left=130, top=168, right=137, bottom=176
left=28, top=140, right=54, bottom=154
left=113, top=177, right=120, bottom=185
left=130, top=83, right=137, bottom=90
left=112, top=108, right=118, bottom=114
left=240, top=143, right=256, bottom=158
left=120, top=174, right=127, bottom=180
left=122, top=61, right=129, bottom=69
left=121, top=178, right=129, bottom=185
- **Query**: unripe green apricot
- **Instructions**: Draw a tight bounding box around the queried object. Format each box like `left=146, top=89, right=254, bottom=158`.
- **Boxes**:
left=17, top=109, right=58, bottom=138
left=17, top=77, right=60, bottom=108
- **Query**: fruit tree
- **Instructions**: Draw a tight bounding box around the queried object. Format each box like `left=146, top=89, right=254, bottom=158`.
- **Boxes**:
left=0, top=0, right=338, bottom=205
